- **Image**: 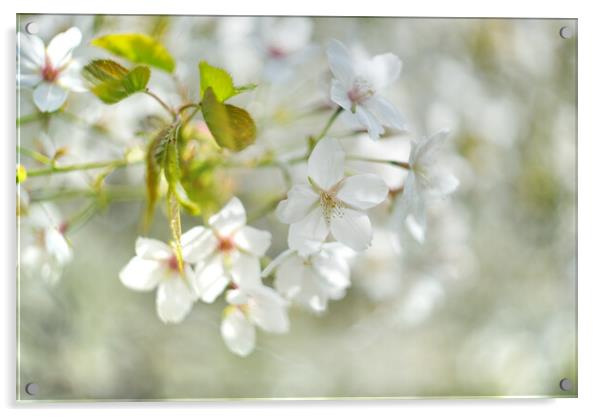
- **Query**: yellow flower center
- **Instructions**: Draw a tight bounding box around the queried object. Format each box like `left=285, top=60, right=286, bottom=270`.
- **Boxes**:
left=319, top=190, right=344, bottom=225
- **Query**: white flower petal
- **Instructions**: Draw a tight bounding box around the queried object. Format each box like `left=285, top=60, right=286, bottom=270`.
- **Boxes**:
left=181, top=226, right=217, bottom=264
left=156, top=278, right=195, bottom=323
left=326, top=39, right=355, bottom=87
left=57, top=61, right=87, bottom=92
left=276, top=184, right=318, bottom=224
left=261, top=248, right=294, bottom=278
left=18, top=72, right=42, bottom=88
left=119, top=257, right=163, bottom=291
left=46, top=27, right=82, bottom=69
left=45, top=228, right=72, bottom=265
left=395, top=173, right=427, bottom=243
left=312, top=248, right=352, bottom=298
left=17, top=32, right=45, bottom=70
left=330, top=79, right=352, bottom=111
left=33, top=82, right=68, bottom=112
left=135, top=237, right=173, bottom=261
left=288, top=207, right=329, bottom=256
left=366, top=95, right=406, bottom=131
left=209, top=197, right=247, bottom=236
left=393, top=172, right=416, bottom=221
left=233, top=226, right=271, bottom=257
left=337, top=173, right=389, bottom=210
left=274, top=254, right=305, bottom=299
left=193, top=255, right=229, bottom=303
left=248, top=286, right=290, bottom=333
left=329, top=208, right=373, bottom=251
left=307, top=137, right=345, bottom=190
left=428, top=171, right=459, bottom=196
left=355, top=105, right=384, bottom=140
left=406, top=212, right=426, bottom=244
left=363, top=52, right=401, bottom=90
left=230, top=252, right=262, bottom=289
left=221, top=308, right=256, bottom=357
left=225, top=288, right=248, bottom=305
left=412, top=129, right=450, bottom=166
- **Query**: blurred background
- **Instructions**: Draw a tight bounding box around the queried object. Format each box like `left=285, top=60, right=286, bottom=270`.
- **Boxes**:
left=17, top=15, right=577, bottom=399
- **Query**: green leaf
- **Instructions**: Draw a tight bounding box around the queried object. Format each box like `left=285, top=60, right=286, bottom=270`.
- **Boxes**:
left=201, top=87, right=257, bottom=152
left=91, top=33, right=175, bottom=73
left=143, top=128, right=166, bottom=229
left=173, top=182, right=201, bottom=215
left=199, top=61, right=256, bottom=103
left=163, top=135, right=180, bottom=188
left=83, top=60, right=150, bottom=104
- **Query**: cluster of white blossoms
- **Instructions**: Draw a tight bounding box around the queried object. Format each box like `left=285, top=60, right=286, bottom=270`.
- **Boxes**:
left=120, top=197, right=289, bottom=356
left=17, top=26, right=457, bottom=356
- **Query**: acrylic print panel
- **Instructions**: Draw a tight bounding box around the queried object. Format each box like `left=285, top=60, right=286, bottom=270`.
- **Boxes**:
left=16, top=15, right=577, bottom=401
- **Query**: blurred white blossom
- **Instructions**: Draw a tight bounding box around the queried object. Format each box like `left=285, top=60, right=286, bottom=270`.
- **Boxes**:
left=258, top=17, right=315, bottom=83
left=393, top=129, right=459, bottom=243
left=21, top=204, right=72, bottom=285
left=327, top=39, right=405, bottom=139
left=17, top=27, right=86, bottom=112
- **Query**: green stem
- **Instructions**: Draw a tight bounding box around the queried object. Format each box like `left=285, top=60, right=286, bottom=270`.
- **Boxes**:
left=26, top=159, right=139, bottom=178
left=58, top=112, right=113, bottom=136
left=178, top=103, right=199, bottom=114
left=315, top=107, right=343, bottom=142
left=29, top=185, right=145, bottom=203
left=17, top=113, right=46, bottom=126
left=181, top=106, right=200, bottom=128
left=144, top=89, right=176, bottom=118
left=65, top=202, right=98, bottom=235
left=17, top=146, right=52, bottom=165
left=346, top=156, right=411, bottom=170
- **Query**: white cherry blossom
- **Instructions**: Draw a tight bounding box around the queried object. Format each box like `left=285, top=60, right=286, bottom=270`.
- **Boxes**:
left=263, top=243, right=354, bottom=313
left=221, top=283, right=289, bottom=357
left=119, top=237, right=196, bottom=324
left=276, top=137, right=389, bottom=254
left=327, top=39, right=405, bottom=139
left=181, top=197, right=272, bottom=303
left=17, top=27, right=86, bottom=112
left=259, top=17, right=315, bottom=83
left=20, top=204, right=72, bottom=285
left=394, top=129, right=459, bottom=243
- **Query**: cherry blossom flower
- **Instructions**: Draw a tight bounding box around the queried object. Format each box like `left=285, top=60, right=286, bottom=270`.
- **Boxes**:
left=327, top=39, right=405, bottom=139
left=119, top=237, right=196, bottom=324
left=263, top=243, right=354, bottom=313
left=221, top=283, right=289, bottom=357
left=276, top=137, right=389, bottom=254
left=181, top=197, right=272, bottom=303
left=394, top=129, right=459, bottom=243
left=20, top=204, right=72, bottom=285
left=17, top=27, right=86, bottom=112
left=259, top=17, right=315, bottom=83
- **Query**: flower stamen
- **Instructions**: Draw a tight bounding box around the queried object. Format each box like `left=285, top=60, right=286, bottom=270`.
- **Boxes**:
left=167, top=255, right=180, bottom=272
left=347, top=77, right=374, bottom=106
left=41, top=56, right=60, bottom=82
left=218, top=236, right=235, bottom=253
left=319, top=190, right=344, bottom=225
